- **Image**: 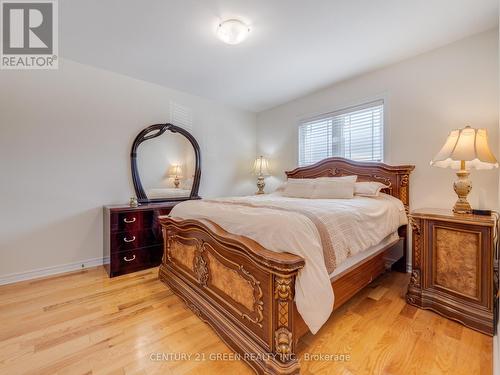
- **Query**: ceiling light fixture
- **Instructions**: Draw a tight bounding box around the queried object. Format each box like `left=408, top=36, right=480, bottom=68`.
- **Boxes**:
left=216, top=19, right=250, bottom=45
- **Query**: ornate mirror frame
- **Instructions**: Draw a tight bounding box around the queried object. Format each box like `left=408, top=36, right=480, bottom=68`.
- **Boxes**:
left=130, top=123, right=201, bottom=203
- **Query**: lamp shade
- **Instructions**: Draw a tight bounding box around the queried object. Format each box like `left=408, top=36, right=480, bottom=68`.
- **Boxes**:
left=169, top=164, right=182, bottom=177
left=253, top=156, right=270, bottom=176
left=430, top=126, right=498, bottom=170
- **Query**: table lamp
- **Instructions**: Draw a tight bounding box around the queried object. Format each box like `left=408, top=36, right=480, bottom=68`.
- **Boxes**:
left=430, top=126, right=498, bottom=214
left=252, top=156, right=270, bottom=194
left=169, top=164, right=182, bottom=188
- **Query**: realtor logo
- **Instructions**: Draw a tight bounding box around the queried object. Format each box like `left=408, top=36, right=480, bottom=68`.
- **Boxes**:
left=1, top=0, right=58, bottom=69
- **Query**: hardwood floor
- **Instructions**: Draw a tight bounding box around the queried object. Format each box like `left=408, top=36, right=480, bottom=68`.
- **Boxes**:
left=0, top=267, right=492, bottom=375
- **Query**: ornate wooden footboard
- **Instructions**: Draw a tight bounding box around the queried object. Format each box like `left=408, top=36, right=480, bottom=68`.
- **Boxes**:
left=158, top=157, right=415, bottom=374
left=159, top=217, right=305, bottom=374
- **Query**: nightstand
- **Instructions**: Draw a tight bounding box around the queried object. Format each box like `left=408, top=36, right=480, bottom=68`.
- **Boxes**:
left=406, top=209, right=498, bottom=335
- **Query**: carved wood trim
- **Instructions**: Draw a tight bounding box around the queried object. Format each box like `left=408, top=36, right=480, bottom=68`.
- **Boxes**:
left=166, top=234, right=198, bottom=272
left=407, top=215, right=423, bottom=305
left=400, top=174, right=410, bottom=214
left=166, top=232, right=266, bottom=329
left=204, top=246, right=264, bottom=327
left=274, top=276, right=294, bottom=363
left=163, top=218, right=305, bottom=273
left=409, top=216, right=422, bottom=269
left=193, top=247, right=209, bottom=288
left=238, top=263, right=265, bottom=327
left=410, top=269, right=421, bottom=287
left=275, top=327, right=293, bottom=362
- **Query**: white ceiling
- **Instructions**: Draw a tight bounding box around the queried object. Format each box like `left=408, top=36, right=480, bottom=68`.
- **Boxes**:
left=61, top=0, right=498, bottom=112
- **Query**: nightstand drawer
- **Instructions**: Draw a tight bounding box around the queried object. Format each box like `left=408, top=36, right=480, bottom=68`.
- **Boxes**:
left=110, top=229, right=162, bottom=253
left=110, top=246, right=163, bottom=275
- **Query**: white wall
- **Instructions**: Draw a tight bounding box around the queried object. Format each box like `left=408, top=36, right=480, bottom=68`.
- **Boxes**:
left=0, top=59, right=256, bottom=279
left=257, top=30, right=499, bottom=211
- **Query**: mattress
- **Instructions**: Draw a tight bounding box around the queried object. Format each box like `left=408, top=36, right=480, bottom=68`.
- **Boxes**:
left=329, top=231, right=400, bottom=279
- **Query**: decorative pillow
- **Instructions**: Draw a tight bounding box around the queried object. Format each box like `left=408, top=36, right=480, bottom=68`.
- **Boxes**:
left=354, top=181, right=387, bottom=197
left=311, top=177, right=356, bottom=199
left=282, top=178, right=315, bottom=198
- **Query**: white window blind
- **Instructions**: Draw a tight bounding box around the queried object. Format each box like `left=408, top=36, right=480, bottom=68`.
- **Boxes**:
left=170, top=101, right=193, bottom=132
left=298, top=100, right=384, bottom=166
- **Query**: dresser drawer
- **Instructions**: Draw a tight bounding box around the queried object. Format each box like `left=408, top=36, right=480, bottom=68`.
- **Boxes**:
left=110, top=210, right=155, bottom=233
left=110, top=229, right=162, bottom=253
left=110, top=246, right=163, bottom=276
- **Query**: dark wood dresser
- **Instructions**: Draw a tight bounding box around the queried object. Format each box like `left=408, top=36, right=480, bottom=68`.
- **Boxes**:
left=406, top=209, right=498, bottom=335
left=103, top=202, right=179, bottom=277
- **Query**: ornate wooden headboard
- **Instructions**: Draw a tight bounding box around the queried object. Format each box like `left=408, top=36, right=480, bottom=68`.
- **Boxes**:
left=285, top=157, right=415, bottom=213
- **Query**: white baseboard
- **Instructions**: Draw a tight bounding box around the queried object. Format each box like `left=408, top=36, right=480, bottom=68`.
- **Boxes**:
left=0, top=256, right=110, bottom=286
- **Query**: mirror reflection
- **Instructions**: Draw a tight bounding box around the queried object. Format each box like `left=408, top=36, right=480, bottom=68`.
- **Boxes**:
left=136, top=131, right=195, bottom=199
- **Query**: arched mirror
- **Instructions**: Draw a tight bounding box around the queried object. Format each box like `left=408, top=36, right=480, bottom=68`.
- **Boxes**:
left=131, top=123, right=201, bottom=203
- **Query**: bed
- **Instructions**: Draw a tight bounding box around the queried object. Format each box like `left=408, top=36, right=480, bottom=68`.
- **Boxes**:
left=158, top=157, right=414, bottom=374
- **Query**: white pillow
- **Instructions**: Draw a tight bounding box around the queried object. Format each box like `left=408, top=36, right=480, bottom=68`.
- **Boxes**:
left=275, top=182, right=287, bottom=192
left=318, top=175, right=357, bottom=183
left=354, top=181, right=387, bottom=197
left=311, top=177, right=356, bottom=199
left=282, top=179, right=315, bottom=198
left=281, top=176, right=358, bottom=199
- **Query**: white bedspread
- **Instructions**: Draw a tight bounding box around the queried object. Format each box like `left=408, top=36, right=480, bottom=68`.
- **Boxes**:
left=170, top=192, right=407, bottom=334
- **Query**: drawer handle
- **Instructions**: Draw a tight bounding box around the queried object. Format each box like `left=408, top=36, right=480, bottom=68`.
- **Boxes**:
left=123, top=236, right=136, bottom=243
left=123, top=255, right=136, bottom=262
left=123, top=217, right=136, bottom=223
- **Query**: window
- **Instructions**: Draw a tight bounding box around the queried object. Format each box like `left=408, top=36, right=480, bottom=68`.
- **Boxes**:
left=298, top=100, right=384, bottom=166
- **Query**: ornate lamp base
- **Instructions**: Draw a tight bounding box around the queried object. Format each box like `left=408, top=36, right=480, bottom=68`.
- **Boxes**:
left=256, top=175, right=265, bottom=195
left=174, top=177, right=180, bottom=188
left=453, top=169, right=472, bottom=214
